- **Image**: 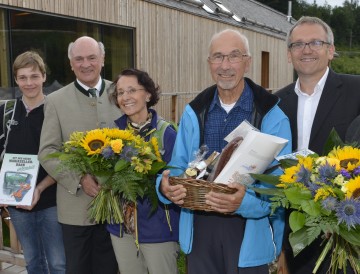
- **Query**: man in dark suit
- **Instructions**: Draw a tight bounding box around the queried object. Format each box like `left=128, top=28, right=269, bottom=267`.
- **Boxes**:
left=276, top=16, right=360, bottom=274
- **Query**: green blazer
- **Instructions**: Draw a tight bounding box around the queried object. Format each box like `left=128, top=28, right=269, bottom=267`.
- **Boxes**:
left=39, top=80, right=121, bottom=225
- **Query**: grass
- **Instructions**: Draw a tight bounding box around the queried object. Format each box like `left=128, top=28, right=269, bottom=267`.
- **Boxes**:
left=2, top=215, right=10, bottom=247
left=177, top=251, right=186, bottom=274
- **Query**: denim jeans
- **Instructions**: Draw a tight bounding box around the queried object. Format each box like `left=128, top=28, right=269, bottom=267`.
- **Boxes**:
left=8, top=206, right=66, bottom=274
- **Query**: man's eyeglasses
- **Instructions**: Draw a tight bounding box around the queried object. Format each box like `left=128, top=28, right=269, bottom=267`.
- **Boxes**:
left=288, top=40, right=331, bottom=52
left=116, top=88, right=145, bottom=97
left=208, top=52, right=249, bottom=64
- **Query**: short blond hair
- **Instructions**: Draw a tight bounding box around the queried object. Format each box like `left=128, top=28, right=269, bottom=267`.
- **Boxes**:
left=13, top=51, right=46, bottom=77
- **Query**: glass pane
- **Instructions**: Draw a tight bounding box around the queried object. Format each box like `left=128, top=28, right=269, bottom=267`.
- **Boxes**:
left=2, top=9, right=134, bottom=98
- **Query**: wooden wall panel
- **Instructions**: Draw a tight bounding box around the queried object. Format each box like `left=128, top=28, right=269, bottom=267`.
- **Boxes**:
left=0, top=0, right=294, bottom=121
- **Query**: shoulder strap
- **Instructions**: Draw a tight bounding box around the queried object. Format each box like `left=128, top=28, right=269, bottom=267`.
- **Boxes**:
left=1, top=99, right=17, bottom=160
left=152, top=119, right=171, bottom=155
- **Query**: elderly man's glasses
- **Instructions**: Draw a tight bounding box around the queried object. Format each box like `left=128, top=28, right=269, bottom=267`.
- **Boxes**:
left=288, top=40, right=331, bottom=52
left=208, top=51, right=249, bottom=64
left=117, top=88, right=145, bottom=97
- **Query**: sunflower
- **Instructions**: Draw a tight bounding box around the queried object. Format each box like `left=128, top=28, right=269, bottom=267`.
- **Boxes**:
left=103, top=128, right=136, bottom=141
left=81, top=129, right=110, bottom=155
left=328, top=146, right=360, bottom=171
left=344, top=177, right=360, bottom=199
left=298, top=155, right=314, bottom=170
left=279, top=165, right=299, bottom=186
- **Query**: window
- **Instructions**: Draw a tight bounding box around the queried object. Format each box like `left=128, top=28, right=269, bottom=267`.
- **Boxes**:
left=0, top=8, right=134, bottom=98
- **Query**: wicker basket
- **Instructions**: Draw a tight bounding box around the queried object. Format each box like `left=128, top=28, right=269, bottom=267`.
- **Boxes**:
left=169, top=177, right=237, bottom=211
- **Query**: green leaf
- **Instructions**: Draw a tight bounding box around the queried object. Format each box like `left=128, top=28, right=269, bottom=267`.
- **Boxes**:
left=279, top=158, right=299, bottom=169
left=301, top=200, right=322, bottom=217
left=44, top=152, right=63, bottom=159
left=306, top=226, right=322, bottom=246
left=323, top=128, right=344, bottom=155
left=147, top=161, right=167, bottom=175
left=249, top=173, right=280, bottom=186
left=289, top=227, right=309, bottom=256
left=284, top=187, right=312, bottom=205
left=249, top=187, right=285, bottom=197
left=339, top=225, right=360, bottom=246
left=289, top=226, right=321, bottom=256
left=93, top=172, right=112, bottom=185
left=289, top=211, right=306, bottom=232
left=114, top=159, right=129, bottom=172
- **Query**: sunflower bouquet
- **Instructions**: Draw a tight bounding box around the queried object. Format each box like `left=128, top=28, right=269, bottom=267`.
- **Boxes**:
left=252, top=145, right=360, bottom=273
left=49, top=128, right=166, bottom=224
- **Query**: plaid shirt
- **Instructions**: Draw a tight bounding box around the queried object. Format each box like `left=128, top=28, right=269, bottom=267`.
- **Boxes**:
left=204, top=82, right=253, bottom=156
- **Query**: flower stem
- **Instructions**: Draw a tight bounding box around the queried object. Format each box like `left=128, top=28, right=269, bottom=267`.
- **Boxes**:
left=312, top=235, right=333, bottom=273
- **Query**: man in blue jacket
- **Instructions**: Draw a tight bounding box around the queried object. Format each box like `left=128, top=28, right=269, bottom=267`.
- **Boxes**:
left=156, top=29, right=292, bottom=274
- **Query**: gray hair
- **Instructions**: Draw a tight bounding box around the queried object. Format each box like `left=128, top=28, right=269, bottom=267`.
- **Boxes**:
left=67, top=38, right=105, bottom=59
left=209, top=29, right=251, bottom=56
left=287, top=16, right=334, bottom=47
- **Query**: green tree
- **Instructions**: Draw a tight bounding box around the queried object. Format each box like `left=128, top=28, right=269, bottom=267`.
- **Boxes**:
left=331, top=2, right=357, bottom=47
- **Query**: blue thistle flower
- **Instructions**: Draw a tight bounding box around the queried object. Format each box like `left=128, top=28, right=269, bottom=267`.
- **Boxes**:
left=340, top=169, right=351, bottom=179
left=296, top=166, right=311, bottom=186
left=336, top=198, right=360, bottom=230
left=101, top=146, right=114, bottom=159
left=353, top=166, right=360, bottom=177
left=308, top=182, right=321, bottom=196
left=120, top=146, right=138, bottom=162
left=321, top=197, right=338, bottom=211
left=318, top=163, right=337, bottom=185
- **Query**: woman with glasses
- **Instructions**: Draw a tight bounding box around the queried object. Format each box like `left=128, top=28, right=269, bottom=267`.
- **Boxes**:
left=107, top=68, right=180, bottom=274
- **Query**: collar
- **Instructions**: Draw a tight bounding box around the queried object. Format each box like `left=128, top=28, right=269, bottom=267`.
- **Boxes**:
left=126, top=112, right=155, bottom=137
left=74, top=78, right=105, bottom=97
left=295, top=67, right=329, bottom=97
left=21, top=95, right=46, bottom=113
left=115, top=109, right=158, bottom=135
left=77, top=78, right=103, bottom=91
left=208, top=81, right=253, bottom=113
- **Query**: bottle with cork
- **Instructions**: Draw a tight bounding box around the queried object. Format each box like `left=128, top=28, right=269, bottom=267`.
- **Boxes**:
left=185, top=151, right=220, bottom=179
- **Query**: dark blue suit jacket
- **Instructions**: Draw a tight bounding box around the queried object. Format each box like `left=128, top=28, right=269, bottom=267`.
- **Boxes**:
left=277, top=69, right=360, bottom=155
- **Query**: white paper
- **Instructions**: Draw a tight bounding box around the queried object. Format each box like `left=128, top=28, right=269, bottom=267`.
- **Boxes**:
left=0, top=153, right=39, bottom=206
left=214, top=130, right=288, bottom=186
left=224, top=120, right=258, bottom=143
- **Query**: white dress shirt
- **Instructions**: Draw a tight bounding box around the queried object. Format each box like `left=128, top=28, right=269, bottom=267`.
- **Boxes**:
left=77, top=78, right=102, bottom=97
left=295, top=67, right=329, bottom=151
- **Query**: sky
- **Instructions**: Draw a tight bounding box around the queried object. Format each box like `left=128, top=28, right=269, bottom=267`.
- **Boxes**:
left=304, top=0, right=345, bottom=7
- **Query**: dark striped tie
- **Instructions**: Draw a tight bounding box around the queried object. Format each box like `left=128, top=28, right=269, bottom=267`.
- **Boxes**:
left=88, top=88, right=97, bottom=97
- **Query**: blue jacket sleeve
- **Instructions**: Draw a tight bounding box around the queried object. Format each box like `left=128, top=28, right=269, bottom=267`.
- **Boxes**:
left=156, top=105, right=200, bottom=204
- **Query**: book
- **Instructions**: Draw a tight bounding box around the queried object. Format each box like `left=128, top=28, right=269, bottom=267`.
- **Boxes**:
left=214, top=121, right=288, bottom=186
left=0, top=153, right=39, bottom=206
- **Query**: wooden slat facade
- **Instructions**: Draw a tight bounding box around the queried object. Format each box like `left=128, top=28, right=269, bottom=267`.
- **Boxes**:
left=0, top=0, right=293, bottom=121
